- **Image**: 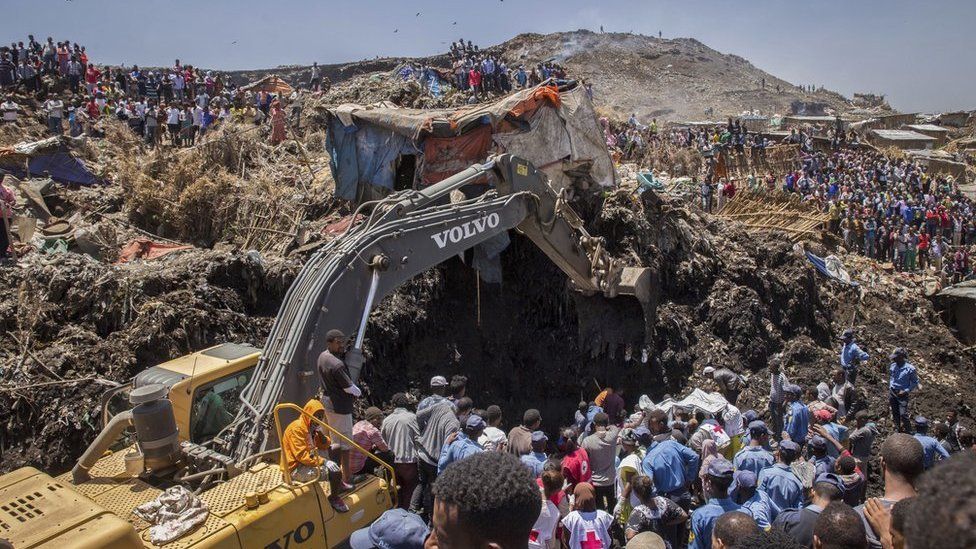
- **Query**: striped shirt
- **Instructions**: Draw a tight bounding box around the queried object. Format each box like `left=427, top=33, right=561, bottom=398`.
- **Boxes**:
left=381, top=407, right=419, bottom=464
left=769, top=372, right=789, bottom=405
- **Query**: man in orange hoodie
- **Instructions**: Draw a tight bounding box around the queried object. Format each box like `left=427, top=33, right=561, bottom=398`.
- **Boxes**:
left=281, top=399, right=349, bottom=512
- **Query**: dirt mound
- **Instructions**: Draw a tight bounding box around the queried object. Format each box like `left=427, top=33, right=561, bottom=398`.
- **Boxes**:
left=0, top=250, right=299, bottom=472
left=492, top=31, right=854, bottom=122
left=223, top=30, right=875, bottom=123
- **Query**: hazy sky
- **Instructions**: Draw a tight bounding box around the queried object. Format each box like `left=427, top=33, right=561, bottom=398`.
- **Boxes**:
left=4, top=0, right=973, bottom=113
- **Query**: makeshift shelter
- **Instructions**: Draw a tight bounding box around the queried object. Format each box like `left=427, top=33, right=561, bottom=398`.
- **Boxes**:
left=935, top=281, right=976, bottom=344
left=324, top=81, right=618, bottom=203
left=240, top=75, right=293, bottom=96
left=0, top=136, right=102, bottom=186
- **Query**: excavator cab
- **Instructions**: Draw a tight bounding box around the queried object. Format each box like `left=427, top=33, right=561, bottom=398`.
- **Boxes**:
left=0, top=347, right=397, bottom=548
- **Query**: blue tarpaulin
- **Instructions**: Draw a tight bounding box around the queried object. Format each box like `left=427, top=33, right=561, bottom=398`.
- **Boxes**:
left=805, top=251, right=858, bottom=286
left=27, top=148, right=101, bottom=186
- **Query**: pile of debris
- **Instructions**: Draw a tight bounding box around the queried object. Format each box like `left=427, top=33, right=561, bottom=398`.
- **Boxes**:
left=0, top=250, right=299, bottom=472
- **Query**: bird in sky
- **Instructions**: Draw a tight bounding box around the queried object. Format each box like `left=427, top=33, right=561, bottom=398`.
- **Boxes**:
left=452, top=21, right=457, bottom=25
left=416, top=12, right=421, bottom=16
left=394, top=29, right=399, bottom=33
left=231, top=40, right=238, bottom=44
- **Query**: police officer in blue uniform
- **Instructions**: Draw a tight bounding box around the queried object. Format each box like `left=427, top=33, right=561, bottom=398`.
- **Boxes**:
left=913, top=416, right=950, bottom=469
left=734, top=421, right=775, bottom=477
left=690, top=458, right=749, bottom=549
left=757, top=440, right=804, bottom=520
left=887, top=348, right=919, bottom=433
left=773, top=473, right=846, bottom=547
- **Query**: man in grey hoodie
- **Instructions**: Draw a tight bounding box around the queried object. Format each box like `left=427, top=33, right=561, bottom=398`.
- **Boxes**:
left=411, top=395, right=470, bottom=521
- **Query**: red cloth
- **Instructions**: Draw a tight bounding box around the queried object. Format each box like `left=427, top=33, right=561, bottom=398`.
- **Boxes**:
left=421, top=124, right=493, bottom=186
left=116, top=238, right=191, bottom=263
left=561, top=448, right=591, bottom=491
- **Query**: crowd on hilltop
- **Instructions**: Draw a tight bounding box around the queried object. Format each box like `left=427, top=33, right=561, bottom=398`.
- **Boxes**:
left=0, top=35, right=308, bottom=149
left=397, top=37, right=576, bottom=102
left=277, top=329, right=976, bottom=548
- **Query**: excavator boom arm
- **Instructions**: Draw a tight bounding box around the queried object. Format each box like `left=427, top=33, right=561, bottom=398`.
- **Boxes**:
left=225, top=155, right=648, bottom=461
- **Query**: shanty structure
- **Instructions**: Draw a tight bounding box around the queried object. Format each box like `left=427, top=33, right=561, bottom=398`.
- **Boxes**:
left=903, top=124, right=950, bottom=145
left=935, top=281, right=976, bottom=344
left=869, top=129, right=938, bottom=150
left=324, top=81, right=617, bottom=203
left=240, top=75, right=293, bottom=95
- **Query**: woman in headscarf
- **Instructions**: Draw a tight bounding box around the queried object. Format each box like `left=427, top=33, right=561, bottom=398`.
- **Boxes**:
left=698, top=438, right=719, bottom=484
left=561, top=482, right=613, bottom=549
left=270, top=99, right=286, bottom=145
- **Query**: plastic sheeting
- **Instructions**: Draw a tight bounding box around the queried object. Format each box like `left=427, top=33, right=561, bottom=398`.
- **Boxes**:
left=493, top=105, right=572, bottom=169
left=422, top=124, right=493, bottom=186
left=557, top=85, right=617, bottom=188
left=805, top=251, right=858, bottom=286
left=117, top=238, right=192, bottom=263
left=133, top=485, right=209, bottom=545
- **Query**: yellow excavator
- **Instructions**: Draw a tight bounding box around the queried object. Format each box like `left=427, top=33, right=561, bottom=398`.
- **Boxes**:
left=0, top=155, right=650, bottom=548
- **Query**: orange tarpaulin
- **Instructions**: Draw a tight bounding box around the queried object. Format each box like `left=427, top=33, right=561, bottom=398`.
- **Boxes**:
left=422, top=124, right=494, bottom=186
left=116, top=238, right=192, bottom=263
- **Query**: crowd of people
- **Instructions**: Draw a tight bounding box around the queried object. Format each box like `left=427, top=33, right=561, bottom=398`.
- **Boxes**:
left=280, top=328, right=974, bottom=549
left=397, top=37, right=573, bottom=102
left=0, top=35, right=304, bottom=149
left=780, top=148, right=976, bottom=283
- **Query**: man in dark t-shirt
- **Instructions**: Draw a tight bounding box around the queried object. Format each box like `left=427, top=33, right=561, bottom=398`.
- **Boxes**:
left=318, top=329, right=361, bottom=484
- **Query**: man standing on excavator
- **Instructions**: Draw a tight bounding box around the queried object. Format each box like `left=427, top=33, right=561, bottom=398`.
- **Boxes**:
left=318, top=329, right=362, bottom=486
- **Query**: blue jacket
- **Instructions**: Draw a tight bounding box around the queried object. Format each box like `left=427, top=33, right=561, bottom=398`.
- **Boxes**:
left=520, top=451, right=547, bottom=478
left=690, top=498, right=748, bottom=549
left=914, top=434, right=950, bottom=469
left=889, top=362, right=919, bottom=394
left=823, top=422, right=849, bottom=458
left=813, top=454, right=836, bottom=477
left=437, top=433, right=483, bottom=474
left=784, top=401, right=810, bottom=445
left=840, top=342, right=870, bottom=369
left=741, top=490, right=773, bottom=529
left=641, top=439, right=699, bottom=494
left=733, top=446, right=775, bottom=477
left=757, top=464, right=804, bottom=520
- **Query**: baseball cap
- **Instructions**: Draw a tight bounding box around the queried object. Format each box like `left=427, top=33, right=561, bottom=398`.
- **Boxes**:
left=814, top=473, right=846, bottom=493
left=531, top=430, right=548, bottom=443
left=914, top=416, right=929, bottom=427
left=842, top=328, right=854, bottom=340
left=779, top=440, right=800, bottom=456
left=809, top=436, right=827, bottom=450
left=743, top=410, right=759, bottom=424
left=350, top=508, right=429, bottom=549
left=634, top=426, right=653, bottom=445
left=734, top=470, right=757, bottom=489
left=748, top=420, right=769, bottom=436
left=706, top=458, right=734, bottom=479
left=429, top=375, right=448, bottom=387
left=703, top=366, right=716, bottom=376
left=465, top=414, right=486, bottom=431
left=889, top=347, right=908, bottom=360
left=784, top=383, right=802, bottom=395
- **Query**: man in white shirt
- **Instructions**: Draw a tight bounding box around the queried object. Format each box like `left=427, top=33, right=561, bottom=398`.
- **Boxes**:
left=43, top=98, right=63, bottom=134
left=479, top=405, right=508, bottom=452
left=1, top=97, right=19, bottom=123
